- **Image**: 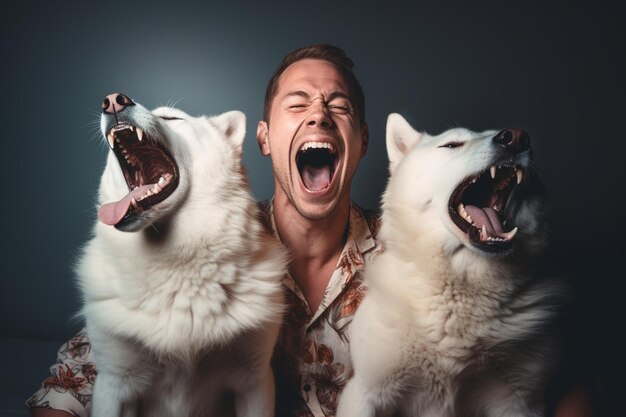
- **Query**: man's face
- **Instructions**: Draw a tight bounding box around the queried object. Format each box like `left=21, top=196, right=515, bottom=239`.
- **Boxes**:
left=257, top=59, right=368, bottom=220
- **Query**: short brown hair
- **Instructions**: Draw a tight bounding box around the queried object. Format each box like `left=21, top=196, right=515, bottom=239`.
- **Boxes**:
left=263, top=44, right=366, bottom=124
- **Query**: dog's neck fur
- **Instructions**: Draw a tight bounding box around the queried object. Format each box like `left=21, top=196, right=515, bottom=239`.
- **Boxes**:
left=372, top=202, right=547, bottom=351
left=82, top=177, right=285, bottom=361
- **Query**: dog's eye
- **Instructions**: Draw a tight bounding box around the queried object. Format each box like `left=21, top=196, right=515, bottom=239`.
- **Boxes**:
left=160, top=116, right=183, bottom=121
left=439, top=142, right=464, bottom=149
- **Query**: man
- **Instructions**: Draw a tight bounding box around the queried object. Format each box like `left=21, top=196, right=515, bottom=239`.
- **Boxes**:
left=28, top=44, right=380, bottom=417
left=28, top=44, right=591, bottom=417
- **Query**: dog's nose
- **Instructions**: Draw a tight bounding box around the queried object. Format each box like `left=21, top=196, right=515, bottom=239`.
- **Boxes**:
left=493, top=128, right=530, bottom=154
left=102, top=93, right=135, bottom=114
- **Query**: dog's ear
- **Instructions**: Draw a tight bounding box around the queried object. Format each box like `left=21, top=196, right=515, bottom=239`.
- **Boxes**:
left=386, top=113, right=423, bottom=175
left=210, top=111, right=247, bottom=150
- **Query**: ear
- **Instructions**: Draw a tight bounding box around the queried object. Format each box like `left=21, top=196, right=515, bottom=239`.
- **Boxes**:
left=360, top=122, right=369, bottom=158
left=256, top=120, right=271, bottom=156
left=210, top=110, right=246, bottom=149
left=386, top=113, right=423, bottom=174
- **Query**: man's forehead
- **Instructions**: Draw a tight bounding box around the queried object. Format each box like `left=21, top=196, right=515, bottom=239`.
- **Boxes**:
left=277, top=59, right=350, bottom=97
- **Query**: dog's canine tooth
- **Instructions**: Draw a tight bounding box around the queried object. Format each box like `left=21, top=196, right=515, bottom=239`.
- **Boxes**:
left=136, top=127, right=144, bottom=142
left=158, top=176, right=166, bottom=187
left=490, top=165, right=497, bottom=179
left=107, top=132, right=115, bottom=149
left=502, top=226, right=519, bottom=240
left=516, top=167, right=524, bottom=184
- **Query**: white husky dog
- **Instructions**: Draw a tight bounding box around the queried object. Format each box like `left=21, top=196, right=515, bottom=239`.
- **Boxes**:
left=337, top=113, right=565, bottom=417
left=78, top=93, right=286, bottom=417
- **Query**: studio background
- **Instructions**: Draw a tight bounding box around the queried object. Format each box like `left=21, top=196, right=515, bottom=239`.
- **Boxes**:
left=1, top=1, right=624, bottom=415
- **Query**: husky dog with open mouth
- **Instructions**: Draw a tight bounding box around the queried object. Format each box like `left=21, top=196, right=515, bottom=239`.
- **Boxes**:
left=336, top=113, right=565, bottom=417
left=79, top=93, right=287, bottom=417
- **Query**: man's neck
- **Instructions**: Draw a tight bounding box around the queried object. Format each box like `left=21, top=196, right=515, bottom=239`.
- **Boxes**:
left=273, top=194, right=349, bottom=262
left=273, top=193, right=351, bottom=313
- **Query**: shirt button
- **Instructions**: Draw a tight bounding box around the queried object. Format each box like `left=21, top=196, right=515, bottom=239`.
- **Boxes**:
left=303, top=384, right=311, bottom=392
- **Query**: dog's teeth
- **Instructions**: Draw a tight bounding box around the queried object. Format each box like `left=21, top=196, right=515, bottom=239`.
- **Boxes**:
left=516, top=167, right=524, bottom=184
left=503, top=227, right=519, bottom=240
left=107, top=132, right=115, bottom=149
left=131, top=198, right=139, bottom=209
left=457, top=203, right=473, bottom=223
left=158, top=176, right=166, bottom=187
left=480, top=225, right=489, bottom=240
left=490, top=166, right=497, bottom=179
left=136, top=128, right=144, bottom=142
left=470, top=176, right=477, bottom=184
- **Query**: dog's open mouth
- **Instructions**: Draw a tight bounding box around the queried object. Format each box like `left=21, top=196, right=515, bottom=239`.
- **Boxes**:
left=98, top=124, right=179, bottom=227
left=296, top=142, right=338, bottom=192
left=449, top=163, right=524, bottom=252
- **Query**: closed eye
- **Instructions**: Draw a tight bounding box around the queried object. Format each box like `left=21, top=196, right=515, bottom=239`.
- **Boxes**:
left=438, top=142, right=464, bottom=148
left=328, top=105, right=351, bottom=115
left=160, top=116, right=183, bottom=121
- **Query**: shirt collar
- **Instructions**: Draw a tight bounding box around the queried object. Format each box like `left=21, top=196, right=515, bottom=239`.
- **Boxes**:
left=263, top=198, right=380, bottom=320
left=263, top=198, right=378, bottom=265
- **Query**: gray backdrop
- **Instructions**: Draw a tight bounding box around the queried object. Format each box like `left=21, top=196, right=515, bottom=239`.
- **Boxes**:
left=2, top=0, right=624, bottom=409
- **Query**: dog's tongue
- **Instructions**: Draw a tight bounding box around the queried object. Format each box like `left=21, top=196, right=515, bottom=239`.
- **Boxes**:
left=302, top=165, right=331, bottom=192
left=98, top=184, right=154, bottom=225
left=464, top=206, right=504, bottom=235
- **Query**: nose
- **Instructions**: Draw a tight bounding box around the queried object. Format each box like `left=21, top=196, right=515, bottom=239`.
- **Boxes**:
left=306, top=101, right=334, bottom=129
left=492, top=128, right=530, bottom=154
left=102, top=93, right=135, bottom=114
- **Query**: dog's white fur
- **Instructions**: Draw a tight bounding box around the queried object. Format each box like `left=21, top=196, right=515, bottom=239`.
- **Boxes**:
left=79, top=102, right=286, bottom=417
left=337, top=114, right=563, bottom=417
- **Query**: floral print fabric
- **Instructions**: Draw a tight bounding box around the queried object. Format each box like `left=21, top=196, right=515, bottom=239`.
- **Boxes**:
left=26, top=329, right=95, bottom=416
left=264, top=201, right=381, bottom=417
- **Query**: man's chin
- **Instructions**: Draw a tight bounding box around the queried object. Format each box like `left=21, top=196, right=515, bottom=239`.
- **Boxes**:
left=292, top=192, right=345, bottom=221
left=294, top=201, right=338, bottom=221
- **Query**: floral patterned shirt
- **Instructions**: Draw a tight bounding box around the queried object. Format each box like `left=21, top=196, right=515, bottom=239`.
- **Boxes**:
left=26, top=200, right=382, bottom=417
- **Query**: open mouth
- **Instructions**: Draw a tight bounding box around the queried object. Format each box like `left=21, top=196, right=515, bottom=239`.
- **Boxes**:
left=449, top=163, right=524, bottom=252
left=98, top=123, right=179, bottom=227
left=296, top=142, right=338, bottom=192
